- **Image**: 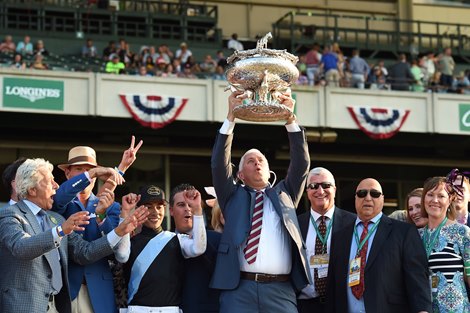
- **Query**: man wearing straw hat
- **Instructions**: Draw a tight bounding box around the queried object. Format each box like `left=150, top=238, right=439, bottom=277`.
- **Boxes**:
left=52, top=137, right=142, bottom=313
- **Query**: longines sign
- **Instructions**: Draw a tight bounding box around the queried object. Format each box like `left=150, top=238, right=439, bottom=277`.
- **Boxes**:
left=2, top=77, right=64, bottom=110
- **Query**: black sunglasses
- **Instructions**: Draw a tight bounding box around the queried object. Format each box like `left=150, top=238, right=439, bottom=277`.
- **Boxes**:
left=307, top=182, right=334, bottom=190
left=356, top=189, right=382, bottom=198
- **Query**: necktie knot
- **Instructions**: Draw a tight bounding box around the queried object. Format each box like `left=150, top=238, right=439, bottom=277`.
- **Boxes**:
left=362, top=221, right=369, bottom=230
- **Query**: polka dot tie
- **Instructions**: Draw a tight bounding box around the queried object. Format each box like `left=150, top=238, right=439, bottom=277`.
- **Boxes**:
left=314, top=216, right=327, bottom=297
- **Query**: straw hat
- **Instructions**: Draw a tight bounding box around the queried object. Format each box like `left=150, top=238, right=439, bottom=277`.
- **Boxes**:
left=58, top=146, right=99, bottom=171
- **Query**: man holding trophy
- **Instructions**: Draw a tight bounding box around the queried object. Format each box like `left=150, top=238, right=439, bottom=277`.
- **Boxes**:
left=210, top=33, right=311, bottom=311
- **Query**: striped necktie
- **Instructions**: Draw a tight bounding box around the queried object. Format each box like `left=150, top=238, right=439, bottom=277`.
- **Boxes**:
left=244, top=191, right=264, bottom=264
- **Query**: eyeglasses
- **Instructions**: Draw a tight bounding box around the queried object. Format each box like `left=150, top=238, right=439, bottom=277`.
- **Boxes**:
left=356, top=189, right=382, bottom=198
left=307, top=182, right=334, bottom=190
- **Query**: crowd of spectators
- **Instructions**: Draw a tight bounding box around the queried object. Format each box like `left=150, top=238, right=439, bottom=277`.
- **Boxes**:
left=295, top=43, right=470, bottom=94
left=1, top=34, right=469, bottom=94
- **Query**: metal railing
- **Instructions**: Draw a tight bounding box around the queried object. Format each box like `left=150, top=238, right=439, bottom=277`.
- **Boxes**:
left=272, top=11, right=470, bottom=58
left=0, top=0, right=221, bottom=44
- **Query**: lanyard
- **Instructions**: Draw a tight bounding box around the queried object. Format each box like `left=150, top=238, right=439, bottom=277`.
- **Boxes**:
left=310, top=214, right=334, bottom=250
left=422, top=217, right=447, bottom=259
left=354, top=219, right=381, bottom=253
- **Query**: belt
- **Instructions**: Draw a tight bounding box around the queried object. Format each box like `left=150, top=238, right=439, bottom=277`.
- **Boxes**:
left=312, top=296, right=326, bottom=304
left=240, top=271, right=289, bottom=283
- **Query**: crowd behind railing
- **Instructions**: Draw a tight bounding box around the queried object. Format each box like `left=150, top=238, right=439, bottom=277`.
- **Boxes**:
left=1, top=33, right=469, bottom=94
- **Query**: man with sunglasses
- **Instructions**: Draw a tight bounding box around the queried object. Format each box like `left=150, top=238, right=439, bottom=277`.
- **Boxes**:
left=297, top=167, right=355, bottom=313
left=326, top=178, right=431, bottom=313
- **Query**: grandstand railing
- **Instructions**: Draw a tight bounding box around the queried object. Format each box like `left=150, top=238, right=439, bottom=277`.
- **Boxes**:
left=0, top=0, right=221, bottom=44
left=272, top=11, right=470, bottom=58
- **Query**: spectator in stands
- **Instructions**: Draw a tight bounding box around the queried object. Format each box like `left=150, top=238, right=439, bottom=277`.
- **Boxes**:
left=145, top=56, right=155, bottom=72
left=349, top=49, right=369, bottom=89
left=305, top=43, right=322, bottom=86
left=212, top=65, right=226, bottom=80
left=155, top=57, right=168, bottom=77
left=200, top=54, right=217, bottom=73
left=216, top=50, right=227, bottom=69
left=410, top=59, right=424, bottom=92
left=158, top=44, right=174, bottom=64
left=30, top=54, right=48, bottom=70
left=1, top=157, right=27, bottom=208
left=387, top=54, right=414, bottom=91
left=162, top=64, right=177, bottom=78
left=320, top=45, right=340, bottom=87
left=0, top=35, right=16, bottom=53
left=367, top=66, right=388, bottom=90
left=453, top=71, right=470, bottom=95
left=180, top=63, right=197, bottom=79
left=185, top=55, right=200, bottom=72
left=82, top=38, right=98, bottom=58
left=176, top=42, right=192, bottom=64
left=172, top=58, right=183, bottom=75
left=143, top=46, right=159, bottom=65
left=429, top=71, right=444, bottom=93
left=106, top=54, right=125, bottom=74
left=103, top=40, right=116, bottom=60
left=138, top=65, right=154, bottom=77
left=127, top=54, right=142, bottom=74
left=227, top=33, right=244, bottom=51
left=449, top=173, right=470, bottom=225
left=34, top=39, right=49, bottom=56
left=439, top=47, right=455, bottom=88
left=16, top=35, right=33, bottom=56
left=422, top=52, right=436, bottom=86
left=10, top=54, right=26, bottom=70
left=405, top=188, right=427, bottom=228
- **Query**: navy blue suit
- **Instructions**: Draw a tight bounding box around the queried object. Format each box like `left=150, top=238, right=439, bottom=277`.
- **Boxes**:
left=210, top=129, right=311, bottom=295
left=181, top=230, right=221, bottom=313
left=52, top=173, right=121, bottom=313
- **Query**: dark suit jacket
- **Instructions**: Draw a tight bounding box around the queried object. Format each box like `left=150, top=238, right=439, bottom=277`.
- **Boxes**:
left=298, top=206, right=356, bottom=248
left=210, top=130, right=311, bottom=292
left=0, top=200, right=114, bottom=313
left=326, top=214, right=432, bottom=313
left=181, top=230, right=221, bottom=313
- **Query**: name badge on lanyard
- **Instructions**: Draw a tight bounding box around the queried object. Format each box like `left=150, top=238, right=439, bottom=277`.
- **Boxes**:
left=348, top=257, right=361, bottom=287
left=310, top=253, right=329, bottom=278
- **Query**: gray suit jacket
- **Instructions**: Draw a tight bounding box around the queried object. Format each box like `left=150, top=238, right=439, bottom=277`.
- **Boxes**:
left=0, top=200, right=114, bottom=313
left=210, top=129, right=311, bottom=292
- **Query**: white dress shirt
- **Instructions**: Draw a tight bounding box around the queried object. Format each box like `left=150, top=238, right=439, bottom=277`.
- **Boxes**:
left=299, top=206, right=335, bottom=299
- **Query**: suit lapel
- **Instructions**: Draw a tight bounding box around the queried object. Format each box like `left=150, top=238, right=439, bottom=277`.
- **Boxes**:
left=365, top=215, right=392, bottom=272
left=17, top=200, right=43, bottom=235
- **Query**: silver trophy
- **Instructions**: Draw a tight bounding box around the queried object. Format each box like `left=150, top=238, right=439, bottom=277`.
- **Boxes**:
left=225, top=32, right=299, bottom=122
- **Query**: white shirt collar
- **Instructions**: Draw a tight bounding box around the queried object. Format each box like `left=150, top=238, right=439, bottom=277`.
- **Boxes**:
left=310, top=206, right=335, bottom=221
left=23, top=199, right=43, bottom=216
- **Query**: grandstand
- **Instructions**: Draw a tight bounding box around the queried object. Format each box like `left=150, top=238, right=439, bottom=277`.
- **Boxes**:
left=1, top=0, right=470, bottom=221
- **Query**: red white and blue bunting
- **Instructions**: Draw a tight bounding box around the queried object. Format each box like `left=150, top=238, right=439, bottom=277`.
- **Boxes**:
left=347, top=106, right=410, bottom=139
left=119, top=94, right=188, bottom=129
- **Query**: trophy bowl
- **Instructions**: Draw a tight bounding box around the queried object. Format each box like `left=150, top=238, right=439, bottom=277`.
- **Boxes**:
left=225, top=32, right=299, bottom=122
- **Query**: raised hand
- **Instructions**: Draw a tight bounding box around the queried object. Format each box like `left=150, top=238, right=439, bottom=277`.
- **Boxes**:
left=183, top=188, right=203, bottom=216
left=62, top=211, right=91, bottom=235
left=114, top=206, right=150, bottom=237
left=121, top=193, right=141, bottom=218
left=118, top=136, right=143, bottom=173
left=95, top=188, right=115, bottom=217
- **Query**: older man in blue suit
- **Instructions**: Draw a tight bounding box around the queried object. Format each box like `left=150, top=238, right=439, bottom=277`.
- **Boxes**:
left=210, top=91, right=311, bottom=313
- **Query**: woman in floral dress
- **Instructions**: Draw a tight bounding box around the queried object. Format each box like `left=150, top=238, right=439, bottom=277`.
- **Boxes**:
left=419, top=175, right=470, bottom=313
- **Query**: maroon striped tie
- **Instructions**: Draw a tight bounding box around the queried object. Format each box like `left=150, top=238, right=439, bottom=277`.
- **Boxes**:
left=244, top=191, right=264, bottom=264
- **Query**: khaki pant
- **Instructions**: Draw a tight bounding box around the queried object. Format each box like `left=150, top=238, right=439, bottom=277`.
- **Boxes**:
left=71, top=284, right=94, bottom=313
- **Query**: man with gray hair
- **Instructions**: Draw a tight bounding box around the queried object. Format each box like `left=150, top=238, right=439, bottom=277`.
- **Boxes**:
left=297, top=167, right=356, bottom=313
left=210, top=91, right=311, bottom=312
left=0, top=158, right=148, bottom=313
